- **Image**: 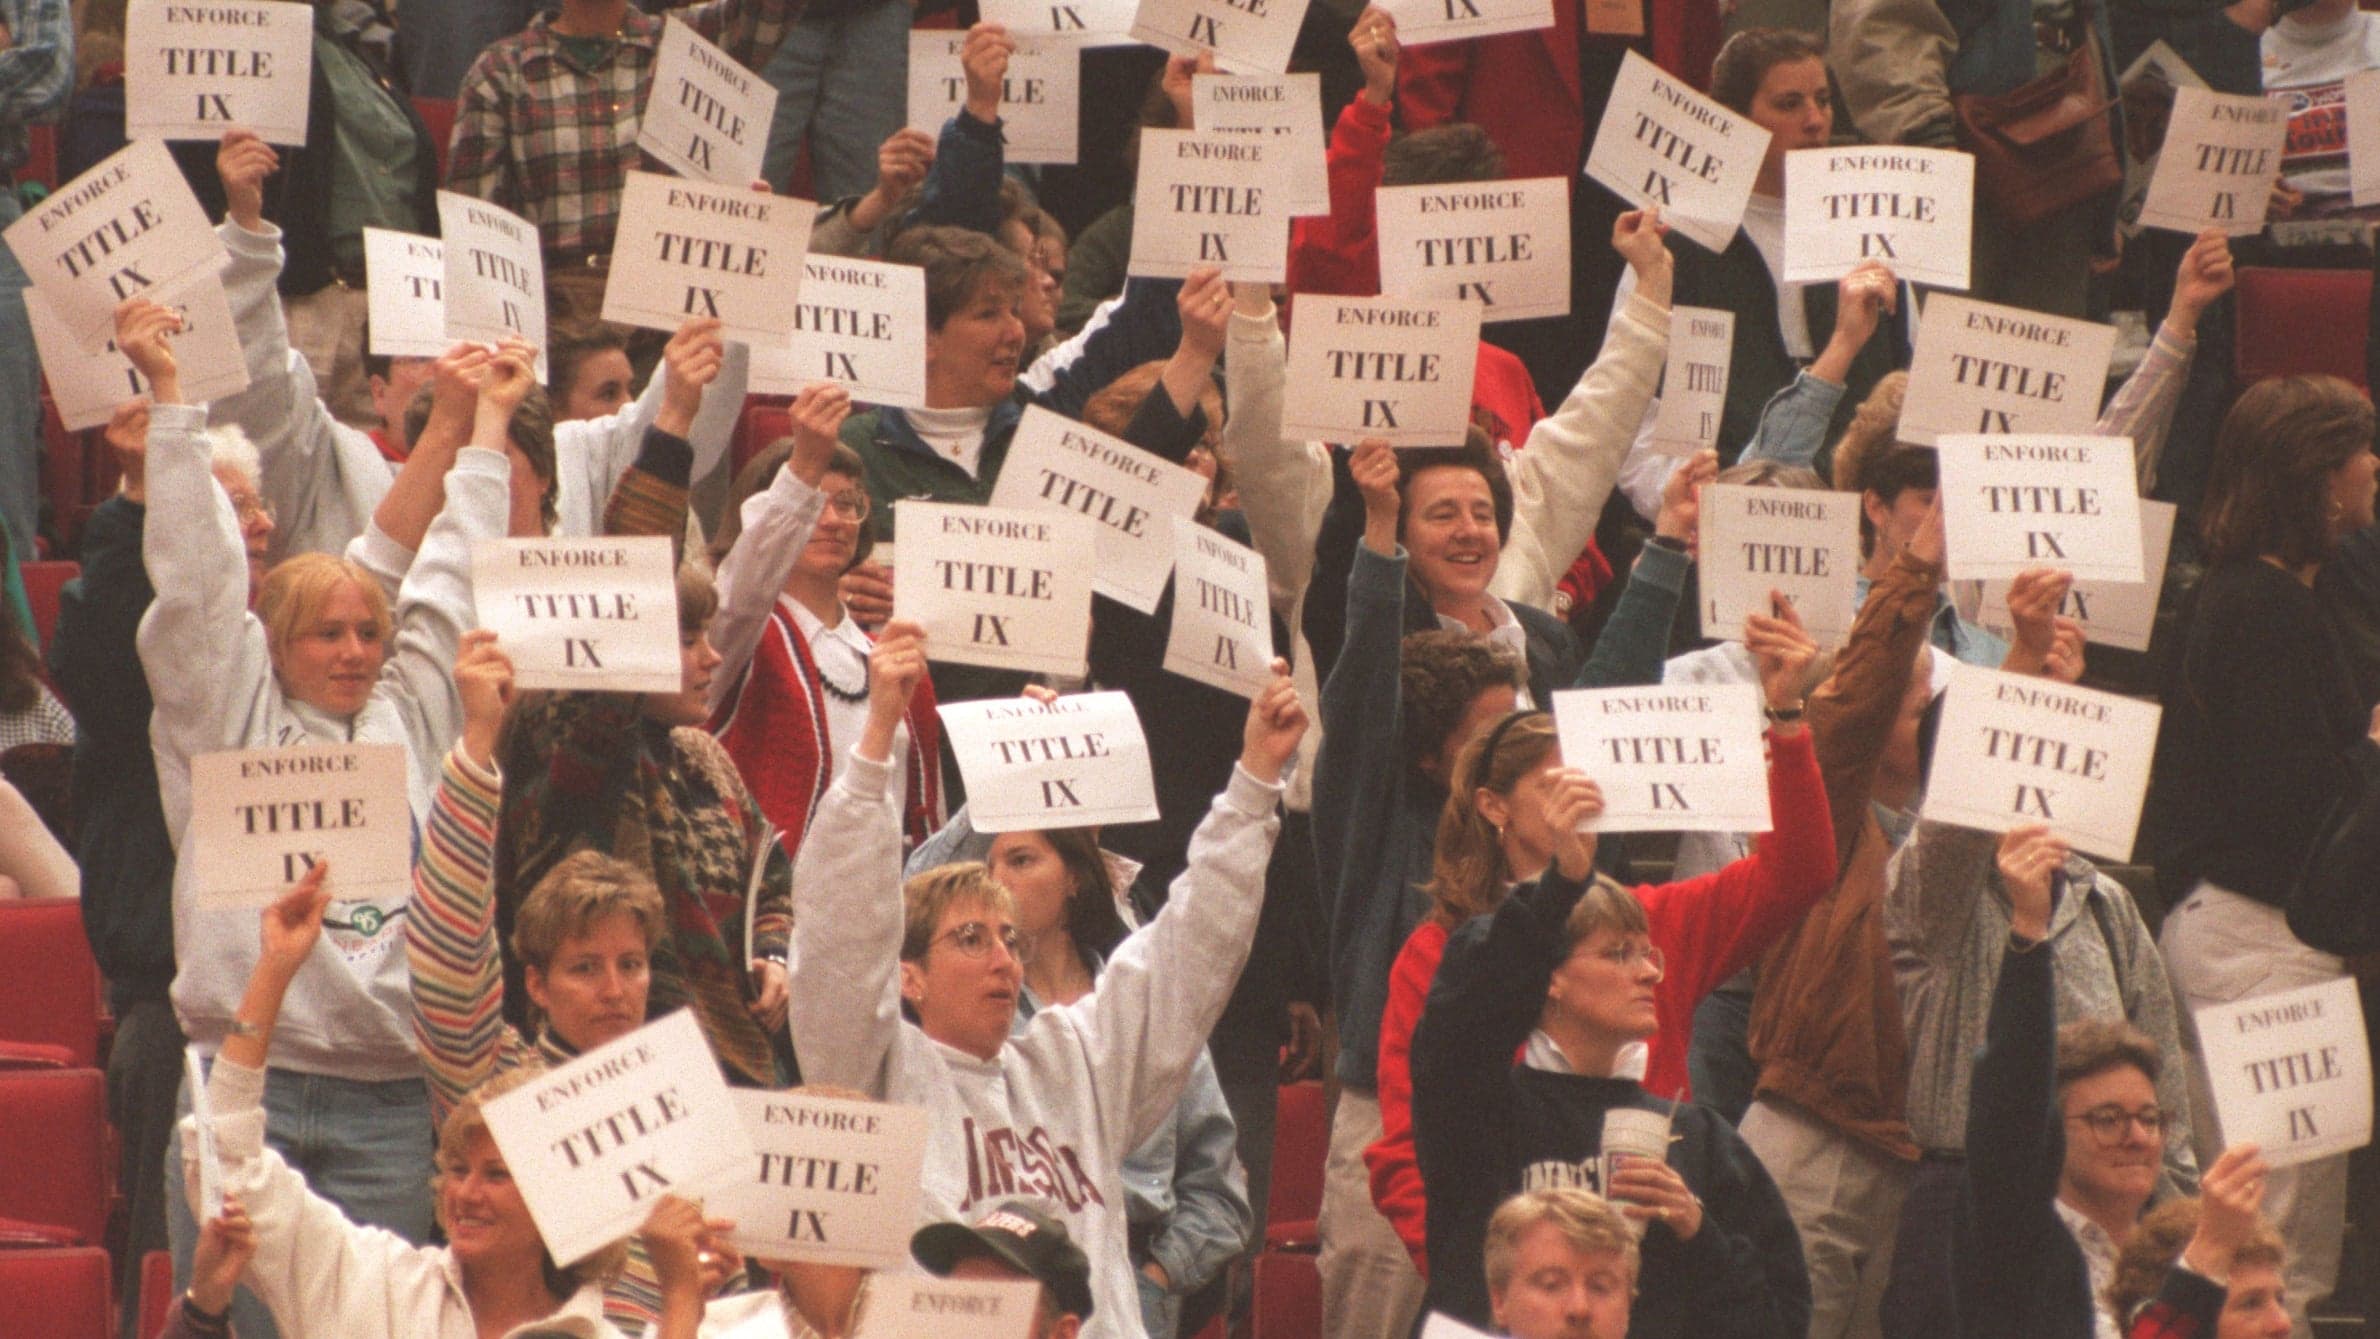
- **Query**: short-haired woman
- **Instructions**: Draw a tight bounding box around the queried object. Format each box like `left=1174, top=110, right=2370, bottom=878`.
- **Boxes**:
left=186, top=871, right=718, bottom=1339
left=122, top=295, right=516, bottom=1332
left=2151, top=374, right=2374, bottom=1328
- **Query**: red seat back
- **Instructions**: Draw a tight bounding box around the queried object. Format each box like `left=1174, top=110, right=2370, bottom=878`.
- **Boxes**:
left=20, top=560, right=78, bottom=653
left=2234, top=267, right=2372, bottom=389
left=1264, top=1081, right=1327, bottom=1246
left=413, top=97, right=458, bottom=180
left=1250, top=1251, right=1322, bottom=1339
left=0, top=1069, right=110, bottom=1248
left=731, top=400, right=794, bottom=482
left=138, top=1249, right=175, bottom=1339
left=0, top=897, right=102, bottom=1068
left=0, top=1247, right=112, bottom=1339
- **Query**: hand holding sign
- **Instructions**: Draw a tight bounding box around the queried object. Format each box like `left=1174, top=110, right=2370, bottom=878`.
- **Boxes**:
left=1351, top=8, right=1397, bottom=103
left=962, top=22, right=1018, bottom=123
left=1746, top=597, right=1819, bottom=723
left=868, top=621, right=932, bottom=758
left=2002, top=568, right=2086, bottom=682
left=455, top=631, right=515, bottom=770
left=1540, top=769, right=1605, bottom=881
left=639, top=1194, right=738, bottom=1308
left=1657, top=448, right=1717, bottom=553
left=257, top=862, right=334, bottom=982
left=114, top=298, right=185, bottom=404
left=1611, top=205, right=1674, bottom=304
left=1240, top=659, right=1307, bottom=784
left=1994, top=825, right=2069, bottom=940
left=188, top=1193, right=258, bottom=1318
left=659, top=317, right=728, bottom=438
left=2184, top=1145, right=2272, bottom=1280
left=2167, top=229, right=2236, bottom=335
left=216, top=131, right=278, bottom=234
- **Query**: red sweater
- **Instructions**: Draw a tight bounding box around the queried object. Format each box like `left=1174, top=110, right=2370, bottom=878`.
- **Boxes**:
left=1363, top=728, right=1838, bottom=1269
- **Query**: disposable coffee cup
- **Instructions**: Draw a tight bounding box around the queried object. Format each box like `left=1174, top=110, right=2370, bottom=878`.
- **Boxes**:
left=1599, top=1106, right=1674, bottom=1237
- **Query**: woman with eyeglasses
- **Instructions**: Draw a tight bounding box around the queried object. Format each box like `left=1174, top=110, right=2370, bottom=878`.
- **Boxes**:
left=790, top=620, right=1305, bottom=1339
left=1367, top=599, right=1838, bottom=1286
left=703, top=383, right=944, bottom=862
left=494, top=415, right=795, bottom=1091
left=1408, top=790, right=1819, bottom=1337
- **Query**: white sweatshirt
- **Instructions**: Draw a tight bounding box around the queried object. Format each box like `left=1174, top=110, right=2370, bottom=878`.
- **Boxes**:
left=208, top=220, right=751, bottom=559
left=788, top=751, right=1285, bottom=1339
left=184, top=1056, right=624, bottom=1339
left=139, top=403, right=506, bottom=1081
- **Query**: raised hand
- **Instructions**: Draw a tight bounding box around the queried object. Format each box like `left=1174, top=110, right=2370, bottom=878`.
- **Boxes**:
left=1161, top=50, right=1217, bottom=128
left=961, top=23, right=1018, bottom=124
left=1655, top=448, right=1718, bottom=554
left=852, top=128, right=937, bottom=232
left=187, top=1193, right=258, bottom=1317
left=1240, top=659, right=1308, bottom=784
left=114, top=298, right=186, bottom=404
left=258, top=862, right=333, bottom=978
left=1176, top=266, right=1231, bottom=365
left=454, top=630, right=515, bottom=768
left=1352, top=438, right=1401, bottom=556
left=1541, top=768, right=1605, bottom=880
left=1351, top=7, right=1399, bottom=106
left=106, top=399, right=151, bottom=503
left=785, top=382, right=854, bottom=484
left=2183, top=1143, right=2270, bottom=1279
left=2167, top=229, right=2236, bottom=338
left=658, top=317, right=727, bottom=437
left=478, top=344, right=539, bottom=417
left=2000, top=568, right=2074, bottom=678
left=1611, top=207, right=1673, bottom=305
left=862, top=620, right=929, bottom=764
left=1995, top=824, right=2068, bottom=940
left=1832, top=260, right=1898, bottom=351
left=1745, top=594, right=1817, bottom=726
left=216, top=130, right=280, bottom=233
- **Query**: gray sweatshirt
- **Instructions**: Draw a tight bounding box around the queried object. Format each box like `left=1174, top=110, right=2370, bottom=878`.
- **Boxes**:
left=140, top=403, right=505, bottom=1081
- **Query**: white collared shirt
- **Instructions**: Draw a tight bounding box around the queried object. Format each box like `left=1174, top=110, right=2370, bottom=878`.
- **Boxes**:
left=784, top=594, right=910, bottom=824
left=2054, top=1198, right=2124, bottom=1339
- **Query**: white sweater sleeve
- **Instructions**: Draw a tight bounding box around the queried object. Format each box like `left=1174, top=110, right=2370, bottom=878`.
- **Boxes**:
left=186, top=1058, right=432, bottom=1336
left=1057, top=764, right=1283, bottom=1153
left=136, top=403, right=275, bottom=834
left=706, top=466, right=827, bottom=718
left=1222, top=303, right=1328, bottom=623
left=787, top=750, right=908, bottom=1094
left=552, top=341, right=751, bottom=538
left=1488, top=289, right=1671, bottom=612
left=378, top=447, right=510, bottom=781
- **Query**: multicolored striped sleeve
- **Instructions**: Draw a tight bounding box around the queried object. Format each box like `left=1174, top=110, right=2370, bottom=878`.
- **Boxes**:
left=405, top=747, right=526, bottom=1124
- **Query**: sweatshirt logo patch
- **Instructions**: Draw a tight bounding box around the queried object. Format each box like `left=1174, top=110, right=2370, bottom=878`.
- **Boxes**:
left=957, top=1117, right=1109, bottom=1214
left=321, top=899, right=407, bottom=964
left=1521, top=1157, right=1605, bottom=1196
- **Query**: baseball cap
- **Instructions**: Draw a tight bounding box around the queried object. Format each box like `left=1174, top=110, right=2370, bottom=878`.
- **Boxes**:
left=910, top=1200, right=1095, bottom=1321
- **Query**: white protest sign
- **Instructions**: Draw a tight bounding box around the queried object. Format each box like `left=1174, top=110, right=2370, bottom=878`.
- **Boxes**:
left=363, top=229, right=447, bottom=360
left=750, top=255, right=929, bottom=408
left=639, top=18, right=779, bottom=187
left=26, top=265, right=249, bottom=430
left=1783, top=146, right=1973, bottom=290
left=472, top=536, right=684, bottom=693
left=1698, top=484, right=1860, bottom=646
left=4, top=139, right=229, bottom=350
left=906, top=32, right=1080, bottom=165
left=1378, top=0, right=1552, bottom=45
left=895, top=500, right=1097, bottom=678
left=1377, top=177, right=1570, bottom=322
left=1549, top=683, right=1772, bottom=833
left=1130, top=0, right=1310, bottom=75
left=852, top=1277, right=1040, bottom=1339
left=1192, top=72, right=1327, bottom=215
left=1936, top=435, right=2145, bottom=583
left=704, top=1293, right=797, bottom=1339
left=185, top=1047, right=223, bottom=1221
left=1130, top=130, right=1292, bottom=282
left=979, top=0, right=1138, bottom=45
left=937, top=691, right=1161, bottom=830
left=1898, top=294, right=2116, bottom=446
left=481, top=1010, right=754, bottom=1266
left=990, top=405, right=1208, bottom=615
left=1583, top=50, right=1769, bottom=254
left=185, top=744, right=412, bottom=908
left=1166, top=525, right=1274, bottom=697
left=1921, top=662, right=2161, bottom=860
left=438, top=191, right=546, bottom=354
left=602, top=172, right=812, bottom=345
left=1280, top=295, right=1481, bottom=446
left=2349, top=69, right=2380, bottom=210
left=1418, top=1315, right=1501, bottom=1339
left=124, top=0, right=315, bottom=146
left=1979, top=499, right=2177, bottom=654
left=716, top=1092, right=932, bottom=1267
left=2139, top=87, right=2288, bottom=235
left=1647, top=304, right=1733, bottom=454
left=2195, top=977, right=2373, bottom=1170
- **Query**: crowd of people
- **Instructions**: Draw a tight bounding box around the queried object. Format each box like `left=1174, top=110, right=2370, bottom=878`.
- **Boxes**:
left=3, top=0, right=2378, bottom=1337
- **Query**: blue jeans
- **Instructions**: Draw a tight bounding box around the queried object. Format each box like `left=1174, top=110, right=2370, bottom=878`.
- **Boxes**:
left=166, top=1066, right=436, bottom=1339
left=757, top=0, right=912, bottom=203
left=0, top=191, right=42, bottom=561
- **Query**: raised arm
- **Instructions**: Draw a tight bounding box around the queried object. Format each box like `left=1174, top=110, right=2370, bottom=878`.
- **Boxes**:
left=910, top=26, right=1013, bottom=238
left=2107, top=231, right=2231, bottom=496
left=1222, top=288, right=1329, bottom=623
left=1810, top=498, right=1943, bottom=868
left=1285, top=14, right=1397, bottom=297
left=705, top=385, right=844, bottom=716
left=1076, top=668, right=1299, bottom=1151
left=405, top=634, right=527, bottom=1124
left=1491, top=210, right=1674, bottom=613
left=786, top=623, right=929, bottom=1093
left=1963, top=830, right=2068, bottom=1302
left=1570, top=459, right=1710, bottom=690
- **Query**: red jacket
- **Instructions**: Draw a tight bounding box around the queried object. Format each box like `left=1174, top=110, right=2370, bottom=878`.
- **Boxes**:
left=1396, top=0, right=1724, bottom=181
left=1363, top=727, right=1838, bottom=1269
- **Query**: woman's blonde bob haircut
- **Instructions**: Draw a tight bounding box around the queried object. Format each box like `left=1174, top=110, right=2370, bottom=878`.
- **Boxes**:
left=901, top=863, right=1019, bottom=963
left=257, top=553, right=393, bottom=679
left=432, top=1065, right=629, bottom=1290
left=510, top=850, right=667, bottom=973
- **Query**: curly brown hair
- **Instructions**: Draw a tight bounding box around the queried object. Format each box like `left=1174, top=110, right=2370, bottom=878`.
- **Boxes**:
left=2103, top=1197, right=2286, bottom=1323
left=1399, top=631, right=1526, bottom=776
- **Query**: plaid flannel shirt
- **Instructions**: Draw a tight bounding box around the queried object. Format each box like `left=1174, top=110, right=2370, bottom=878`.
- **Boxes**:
left=445, top=0, right=797, bottom=262
left=0, top=0, right=71, bottom=176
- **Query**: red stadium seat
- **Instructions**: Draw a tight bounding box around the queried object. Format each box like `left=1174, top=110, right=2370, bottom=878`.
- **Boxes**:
left=0, top=897, right=103, bottom=1069
left=731, top=399, right=794, bottom=481
left=0, top=1069, right=110, bottom=1249
left=413, top=97, right=458, bottom=180
left=21, top=559, right=78, bottom=652
left=1249, top=1251, right=1321, bottom=1339
left=21, top=123, right=58, bottom=191
left=2233, top=267, right=2372, bottom=390
left=1264, top=1081, right=1326, bottom=1250
left=138, top=1249, right=175, bottom=1339
left=0, top=1247, right=112, bottom=1339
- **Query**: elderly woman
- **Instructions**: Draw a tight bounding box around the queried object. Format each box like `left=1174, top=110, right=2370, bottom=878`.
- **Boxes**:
left=121, top=295, right=515, bottom=1333
left=184, top=869, right=717, bottom=1339
left=2151, top=374, right=2375, bottom=1335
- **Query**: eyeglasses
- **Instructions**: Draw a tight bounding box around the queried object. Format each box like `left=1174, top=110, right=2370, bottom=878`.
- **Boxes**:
left=827, top=489, right=872, bottom=521
left=1589, top=941, right=1664, bottom=977
left=2067, top=1106, right=2166, bottom=1143
left=935, top=920, right=1023, bottom=961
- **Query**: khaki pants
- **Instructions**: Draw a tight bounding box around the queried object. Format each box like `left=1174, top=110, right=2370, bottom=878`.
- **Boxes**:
left=285, top=282, right=377, bottom=433
left=1316, top=1091, right=1427, bottom=1339
left=2161, top=884, right=2347, bottom=1339
left=1740, top=1096, right=1912, bottom=1339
